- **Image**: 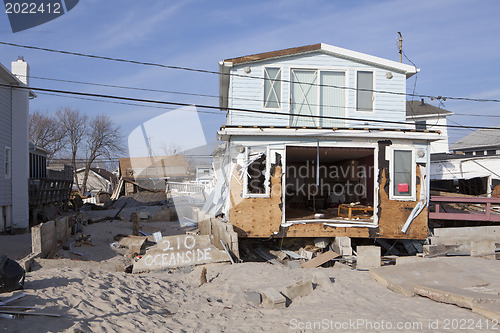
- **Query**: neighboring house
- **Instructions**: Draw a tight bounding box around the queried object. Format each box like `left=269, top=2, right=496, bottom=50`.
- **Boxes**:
left=0, top=58, right=35, bottom=232
left=118, top=155, right=191, bottom=195
left=205, top=43, right=441, bottom=240
left=430, top=128, right=500, bottom=196
left=406, top=99, right=452, bottom=154
left=29, top=142, right=48, bottom=180
left=196, top=165, right=214, bottom=186
left=75, top=167, right=118, bottom=194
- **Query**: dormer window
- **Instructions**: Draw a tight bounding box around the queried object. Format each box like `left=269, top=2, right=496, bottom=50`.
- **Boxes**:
left=264, top=68, right=281, bottom=108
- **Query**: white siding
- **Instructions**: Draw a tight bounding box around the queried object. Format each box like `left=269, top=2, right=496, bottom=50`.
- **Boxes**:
left=227, top=52, right=407, bottom=128
left=407, top=115, right=449, bottom=153
left=0, top=82, right=12, bottom=207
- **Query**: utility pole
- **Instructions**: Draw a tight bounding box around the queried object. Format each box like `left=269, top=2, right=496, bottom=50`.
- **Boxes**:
left=397, top=32, right=403, bottom=63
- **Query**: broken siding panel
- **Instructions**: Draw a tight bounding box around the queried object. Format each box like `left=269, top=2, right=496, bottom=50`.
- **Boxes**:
left=228, top=52, right=407, bottom=128
left=0, top=83, right=12, bottom=206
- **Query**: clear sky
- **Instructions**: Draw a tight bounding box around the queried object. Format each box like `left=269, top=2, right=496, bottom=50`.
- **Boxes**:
left=1, top=0, right=499, bottom=150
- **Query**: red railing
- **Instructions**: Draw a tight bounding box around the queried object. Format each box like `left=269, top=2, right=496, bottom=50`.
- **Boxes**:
left=429, top=196, right=500, bottom=222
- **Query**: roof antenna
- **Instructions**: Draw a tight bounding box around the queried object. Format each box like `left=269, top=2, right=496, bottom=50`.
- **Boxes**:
left=397, top=32, right=403, bottom=63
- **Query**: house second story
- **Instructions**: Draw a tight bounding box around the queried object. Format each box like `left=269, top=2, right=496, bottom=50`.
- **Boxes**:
left=219, top=43, right=418, bottom=128
left=406, top=99, right=452, bottom=154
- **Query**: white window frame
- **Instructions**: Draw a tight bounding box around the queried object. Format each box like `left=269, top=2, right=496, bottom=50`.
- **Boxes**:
left=355, top=70, right=375, bottom=113
left=388, top=146, right=416, bottom=201
left=263, top=67, right=283, bottom=110
left=243, top=146, right=271, bottom=198
left=289, top=67, right=349, bottom=127
left=5, top=147, right=11, bottom=179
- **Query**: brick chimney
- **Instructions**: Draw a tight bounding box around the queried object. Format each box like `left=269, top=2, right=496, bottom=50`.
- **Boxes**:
left=11, top=56, right=30, bottom=86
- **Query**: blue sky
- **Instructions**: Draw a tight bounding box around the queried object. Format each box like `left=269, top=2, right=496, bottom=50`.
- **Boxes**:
left=1, top=0, right=500, bottom=151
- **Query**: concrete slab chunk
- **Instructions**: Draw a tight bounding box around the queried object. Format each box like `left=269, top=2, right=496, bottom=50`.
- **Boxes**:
left=261, top=288, right=286, bottom=309
left=281, top=278, right=313, bottom=300
left=470, top=241, right=496, bottom=260
left=132, top=235, right=229, bottom=273
left=357, top=246, right=380, bottom=270
left=472, top=302, right=500, bottom=322
left=312, top=271, right=333, bottom=289
left=414, top=284, right=500, bottom=309
left=370, top=261, right=489, bottom=297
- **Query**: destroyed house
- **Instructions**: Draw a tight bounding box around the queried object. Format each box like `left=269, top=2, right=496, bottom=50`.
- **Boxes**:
left=211, top=43, right=441, bottom=240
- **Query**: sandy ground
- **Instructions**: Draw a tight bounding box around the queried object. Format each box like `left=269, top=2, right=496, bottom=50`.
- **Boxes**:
left=1, top=259, right=494, bottom=333
left=1, top=215, right=499, bottom=332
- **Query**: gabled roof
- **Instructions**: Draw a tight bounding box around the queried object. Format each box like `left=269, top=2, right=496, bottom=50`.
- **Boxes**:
left=223, top=43, right=418, bottom=78
left=406, top=100, right=453, bottom=118
left=76, top=167, right=118, bottom=184
left=450, top=127, right=500, bottom=151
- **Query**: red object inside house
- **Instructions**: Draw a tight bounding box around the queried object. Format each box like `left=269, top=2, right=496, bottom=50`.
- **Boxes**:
left=398, top=183, right=409, bottom=193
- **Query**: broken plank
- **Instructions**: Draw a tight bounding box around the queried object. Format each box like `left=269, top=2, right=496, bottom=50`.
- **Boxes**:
left=302, top=250, right=340, bottom=268
left=0, top=293, right=26, bottom=306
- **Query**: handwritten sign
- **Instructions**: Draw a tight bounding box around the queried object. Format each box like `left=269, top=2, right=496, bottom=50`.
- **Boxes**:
left=132, top=235, right=229, bottom=273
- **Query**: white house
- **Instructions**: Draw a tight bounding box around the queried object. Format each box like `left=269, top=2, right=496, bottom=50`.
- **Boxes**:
left=205, top=43, right=441, bottom=240
left=0, top=58, right=35, bottom=232
left=406, top=99, right=452, bottom=154
left=430, top=128, right=500, bottom=196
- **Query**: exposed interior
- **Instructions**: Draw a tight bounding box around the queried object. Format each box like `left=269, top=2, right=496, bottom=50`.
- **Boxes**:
left=285, top=146, right=375, bottom=222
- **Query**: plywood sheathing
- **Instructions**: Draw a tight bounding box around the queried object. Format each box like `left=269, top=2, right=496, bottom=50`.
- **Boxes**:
left=229, top=166, right=282, bottom=237
left=230, top=145, right=428, bottom=239
left=377, top=166, right=428, bottom=239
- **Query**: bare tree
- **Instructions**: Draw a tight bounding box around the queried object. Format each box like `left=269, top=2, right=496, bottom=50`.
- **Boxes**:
left=29, top=111, right=66, bottom=159
left=56, top=107, right=88, bottom=195
left=80, top=114, right=123, bottom=195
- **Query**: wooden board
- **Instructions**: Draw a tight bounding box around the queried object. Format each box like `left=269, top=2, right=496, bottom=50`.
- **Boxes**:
left=301, top=250, right=340, bottom=268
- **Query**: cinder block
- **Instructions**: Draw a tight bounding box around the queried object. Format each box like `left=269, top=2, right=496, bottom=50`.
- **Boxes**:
left=281, top=278, right=314, bottom=300
left=470, top=241, right=496, bottom=260
left=312, top=271, right=333, bottom=288
left=332, top=237, right=352, bottom=256
left=261, top=288, right=286, bottom=309
left=356, top=245, right=381, bottom=270
left=314, top=237, right=332, bottom=249
left=244, top=291, right=262, bottom=306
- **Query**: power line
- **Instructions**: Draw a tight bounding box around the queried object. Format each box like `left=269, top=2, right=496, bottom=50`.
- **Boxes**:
left=4, top=81, right=500, bottom=131
left=3, top=40, right=500, bottom=103
left=25, top=74, right=500, bottom=119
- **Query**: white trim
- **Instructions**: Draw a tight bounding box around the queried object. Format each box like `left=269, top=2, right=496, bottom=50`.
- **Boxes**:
left=281, top=143, right=378, bottom=227
left=289, top=67, right=349, bottom=127
left=218, top=127, right=441, bottom=142
left=388, top=145, right=417, bottom=201
left=262, top=66, right=283, bottom=110
left=319, top=43, right=418, bottom=77
left=355, top=69, right=375, bottom=113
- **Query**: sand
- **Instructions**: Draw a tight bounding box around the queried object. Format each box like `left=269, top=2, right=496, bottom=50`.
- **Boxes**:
left=1, top=217, right=497, bottom=332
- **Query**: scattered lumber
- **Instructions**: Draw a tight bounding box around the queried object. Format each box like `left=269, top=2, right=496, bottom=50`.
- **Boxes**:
left=302, top=250, right=340, bottom=268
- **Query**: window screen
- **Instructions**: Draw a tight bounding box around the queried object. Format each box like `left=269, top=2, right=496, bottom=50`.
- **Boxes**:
left=393, top=150, right=412, bottom=196
left=264, top=68, right=281, bottom=108
left=357, top=71, right=373, bottom=111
